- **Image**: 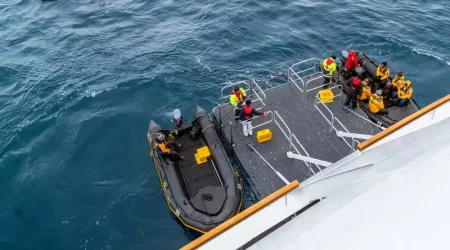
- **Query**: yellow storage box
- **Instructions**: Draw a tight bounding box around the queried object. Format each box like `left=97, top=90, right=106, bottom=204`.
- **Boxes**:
left=195, top=146, right=211, bottom=165
left=319, top=89, right=334, bottom=104
left=257, top=129, right=272, bottom=143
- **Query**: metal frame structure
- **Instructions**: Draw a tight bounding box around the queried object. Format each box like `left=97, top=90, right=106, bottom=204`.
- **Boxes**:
left=220, top=80, right=266, bottom=106
left=288, top=58, right=324, bottom=95
left=312, top=86, right=356, bottom=150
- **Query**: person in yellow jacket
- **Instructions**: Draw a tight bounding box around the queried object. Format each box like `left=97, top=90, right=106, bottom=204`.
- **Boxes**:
left=229, top=86, right=247, bottom=120
left=369, top=90, right=389, bottom=115
left=375, top=61, right=390, bottom=89
left=321, top=55, right=337, bottom=89
left=392, top=80, right=413, bottom=107
left=384, top=71, right=405, bottom=97
left=391, top=72, right=405, bottom=89
left=358, top=78, right=371, bottom=101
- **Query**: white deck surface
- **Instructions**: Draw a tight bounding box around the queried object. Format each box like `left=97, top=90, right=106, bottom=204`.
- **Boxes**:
left=250, top=117, right=450, bottom=250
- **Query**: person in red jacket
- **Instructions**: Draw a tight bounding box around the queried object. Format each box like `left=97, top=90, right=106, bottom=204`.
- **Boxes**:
left=239, top=99, right=267, bottom=137
left=344, top=76, right=362, bottom=111
left=344, top=51, right=360, bottom=79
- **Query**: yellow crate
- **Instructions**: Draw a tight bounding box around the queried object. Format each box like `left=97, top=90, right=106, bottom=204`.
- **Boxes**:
left=195, top=146, right=210, bottom=165
left=257, top=129, right=272, bottom=143
left=319, top=89, right=334, bottom=104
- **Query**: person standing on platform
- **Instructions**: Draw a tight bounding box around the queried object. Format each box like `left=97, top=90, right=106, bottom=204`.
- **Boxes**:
left=239, top=99, right=267, bottom=137
left=321, top=55, right=337, bottom=89
left=344, top=76, right=362, bottom=111
left=229, top=86, right=247, bottom=121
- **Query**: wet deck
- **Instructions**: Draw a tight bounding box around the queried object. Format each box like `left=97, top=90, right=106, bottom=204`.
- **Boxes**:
left=213, top=73, right=381, bottom=198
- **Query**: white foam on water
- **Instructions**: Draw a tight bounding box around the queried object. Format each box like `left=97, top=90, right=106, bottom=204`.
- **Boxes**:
left=412, top=48, right=446, bottom=62
left=196, top=55, right=212, bottom=72
left=85, top=86, right=117, bottom=98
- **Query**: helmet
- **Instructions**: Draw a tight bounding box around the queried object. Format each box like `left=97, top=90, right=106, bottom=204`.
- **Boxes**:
left=157, top=133, right=165, bottom=141
left=376, top=90, right=382, bottom=95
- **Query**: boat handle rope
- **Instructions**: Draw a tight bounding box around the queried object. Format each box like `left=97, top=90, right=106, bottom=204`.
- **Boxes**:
left=202, top=124, right=214, bottom=133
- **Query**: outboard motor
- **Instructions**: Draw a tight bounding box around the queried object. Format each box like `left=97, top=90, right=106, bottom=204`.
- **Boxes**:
left=173, top=109, right=183, bottom=128
left=340, top=50, right=349, bottom=65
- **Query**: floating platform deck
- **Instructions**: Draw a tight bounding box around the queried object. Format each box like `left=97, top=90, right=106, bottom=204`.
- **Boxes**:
left=213, top=63, right=382, bottom=199
left=177, top=133, right=221, bottom=198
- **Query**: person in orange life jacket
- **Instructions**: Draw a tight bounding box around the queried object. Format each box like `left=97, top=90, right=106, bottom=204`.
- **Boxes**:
left=239, top=99, right=267, bottom=137
left=230, top=86, right=247, bottom=121
left=322, top=55, right=337, bottom=89
left=155, top=133, right=184, bottom=161
left=344, top=76, right=362, bottom=111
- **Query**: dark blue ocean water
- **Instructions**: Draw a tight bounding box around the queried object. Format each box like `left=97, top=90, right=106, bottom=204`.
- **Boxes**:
left=1, top=0, right=449, bottom=249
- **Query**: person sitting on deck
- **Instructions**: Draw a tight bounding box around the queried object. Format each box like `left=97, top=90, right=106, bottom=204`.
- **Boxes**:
left=391, top=72, right=405, bottom=89
left=321, top=55, right=337, bottom=89
left=155, top=133, right=184, bottom=161
left=239, top=99, right=267, bottom=137
left=374, top=61, right=390, bottom=89
left=344, top=51, right=360, bottom=79
left=392, top=80, right=413, bottom=107
left=230, top=86, right=247, bottom=121
left=344, top=76, right=362, bottom=111
left=369, top=90, right=389, bottom=115
left=358, top=78, right=371, bottom=101
left=383, top=72, right=405, bottom=97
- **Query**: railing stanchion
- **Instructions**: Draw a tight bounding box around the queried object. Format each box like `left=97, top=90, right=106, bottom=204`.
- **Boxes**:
left=218, top=105, right=223, bottom=127
left=230, top=123, right=236, bottom=147
left=330, top=118, right=334, bottom=133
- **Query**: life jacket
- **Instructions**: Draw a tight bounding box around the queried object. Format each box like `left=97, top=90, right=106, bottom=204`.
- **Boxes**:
left=345, top=51, right=359, bottom=70
left=243, top=105, right=254, bottom=120
left=157, top=142, right=170, bottom=153
left=392, top=75, right=405, bottom=88
left=232, top=89, right=244, bottom=102
left=399, top=86, right=413, bottom=99
left=324, top=58, right=335, bottom=70
left=351, top=77, right=361, bottom=90
left=369, top=94, right=384, bottom=113
left=376, top=65, right=389, bottom=79
left=359, top=82, right=371, bottom=101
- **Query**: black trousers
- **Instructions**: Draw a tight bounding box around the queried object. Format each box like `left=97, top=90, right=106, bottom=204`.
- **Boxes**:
left=162, top=141, right=182, bottom=161
left=376, top=109, right=389, bottom=115
left=344, top=90, right=358, bottom=109
left=373, top=76, right=387, bottom=89
left=234, top=103, right=243, bottom=120
left=343, top=68, right=352, bottom=79
left=323, top=75, right=331, bottom=89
